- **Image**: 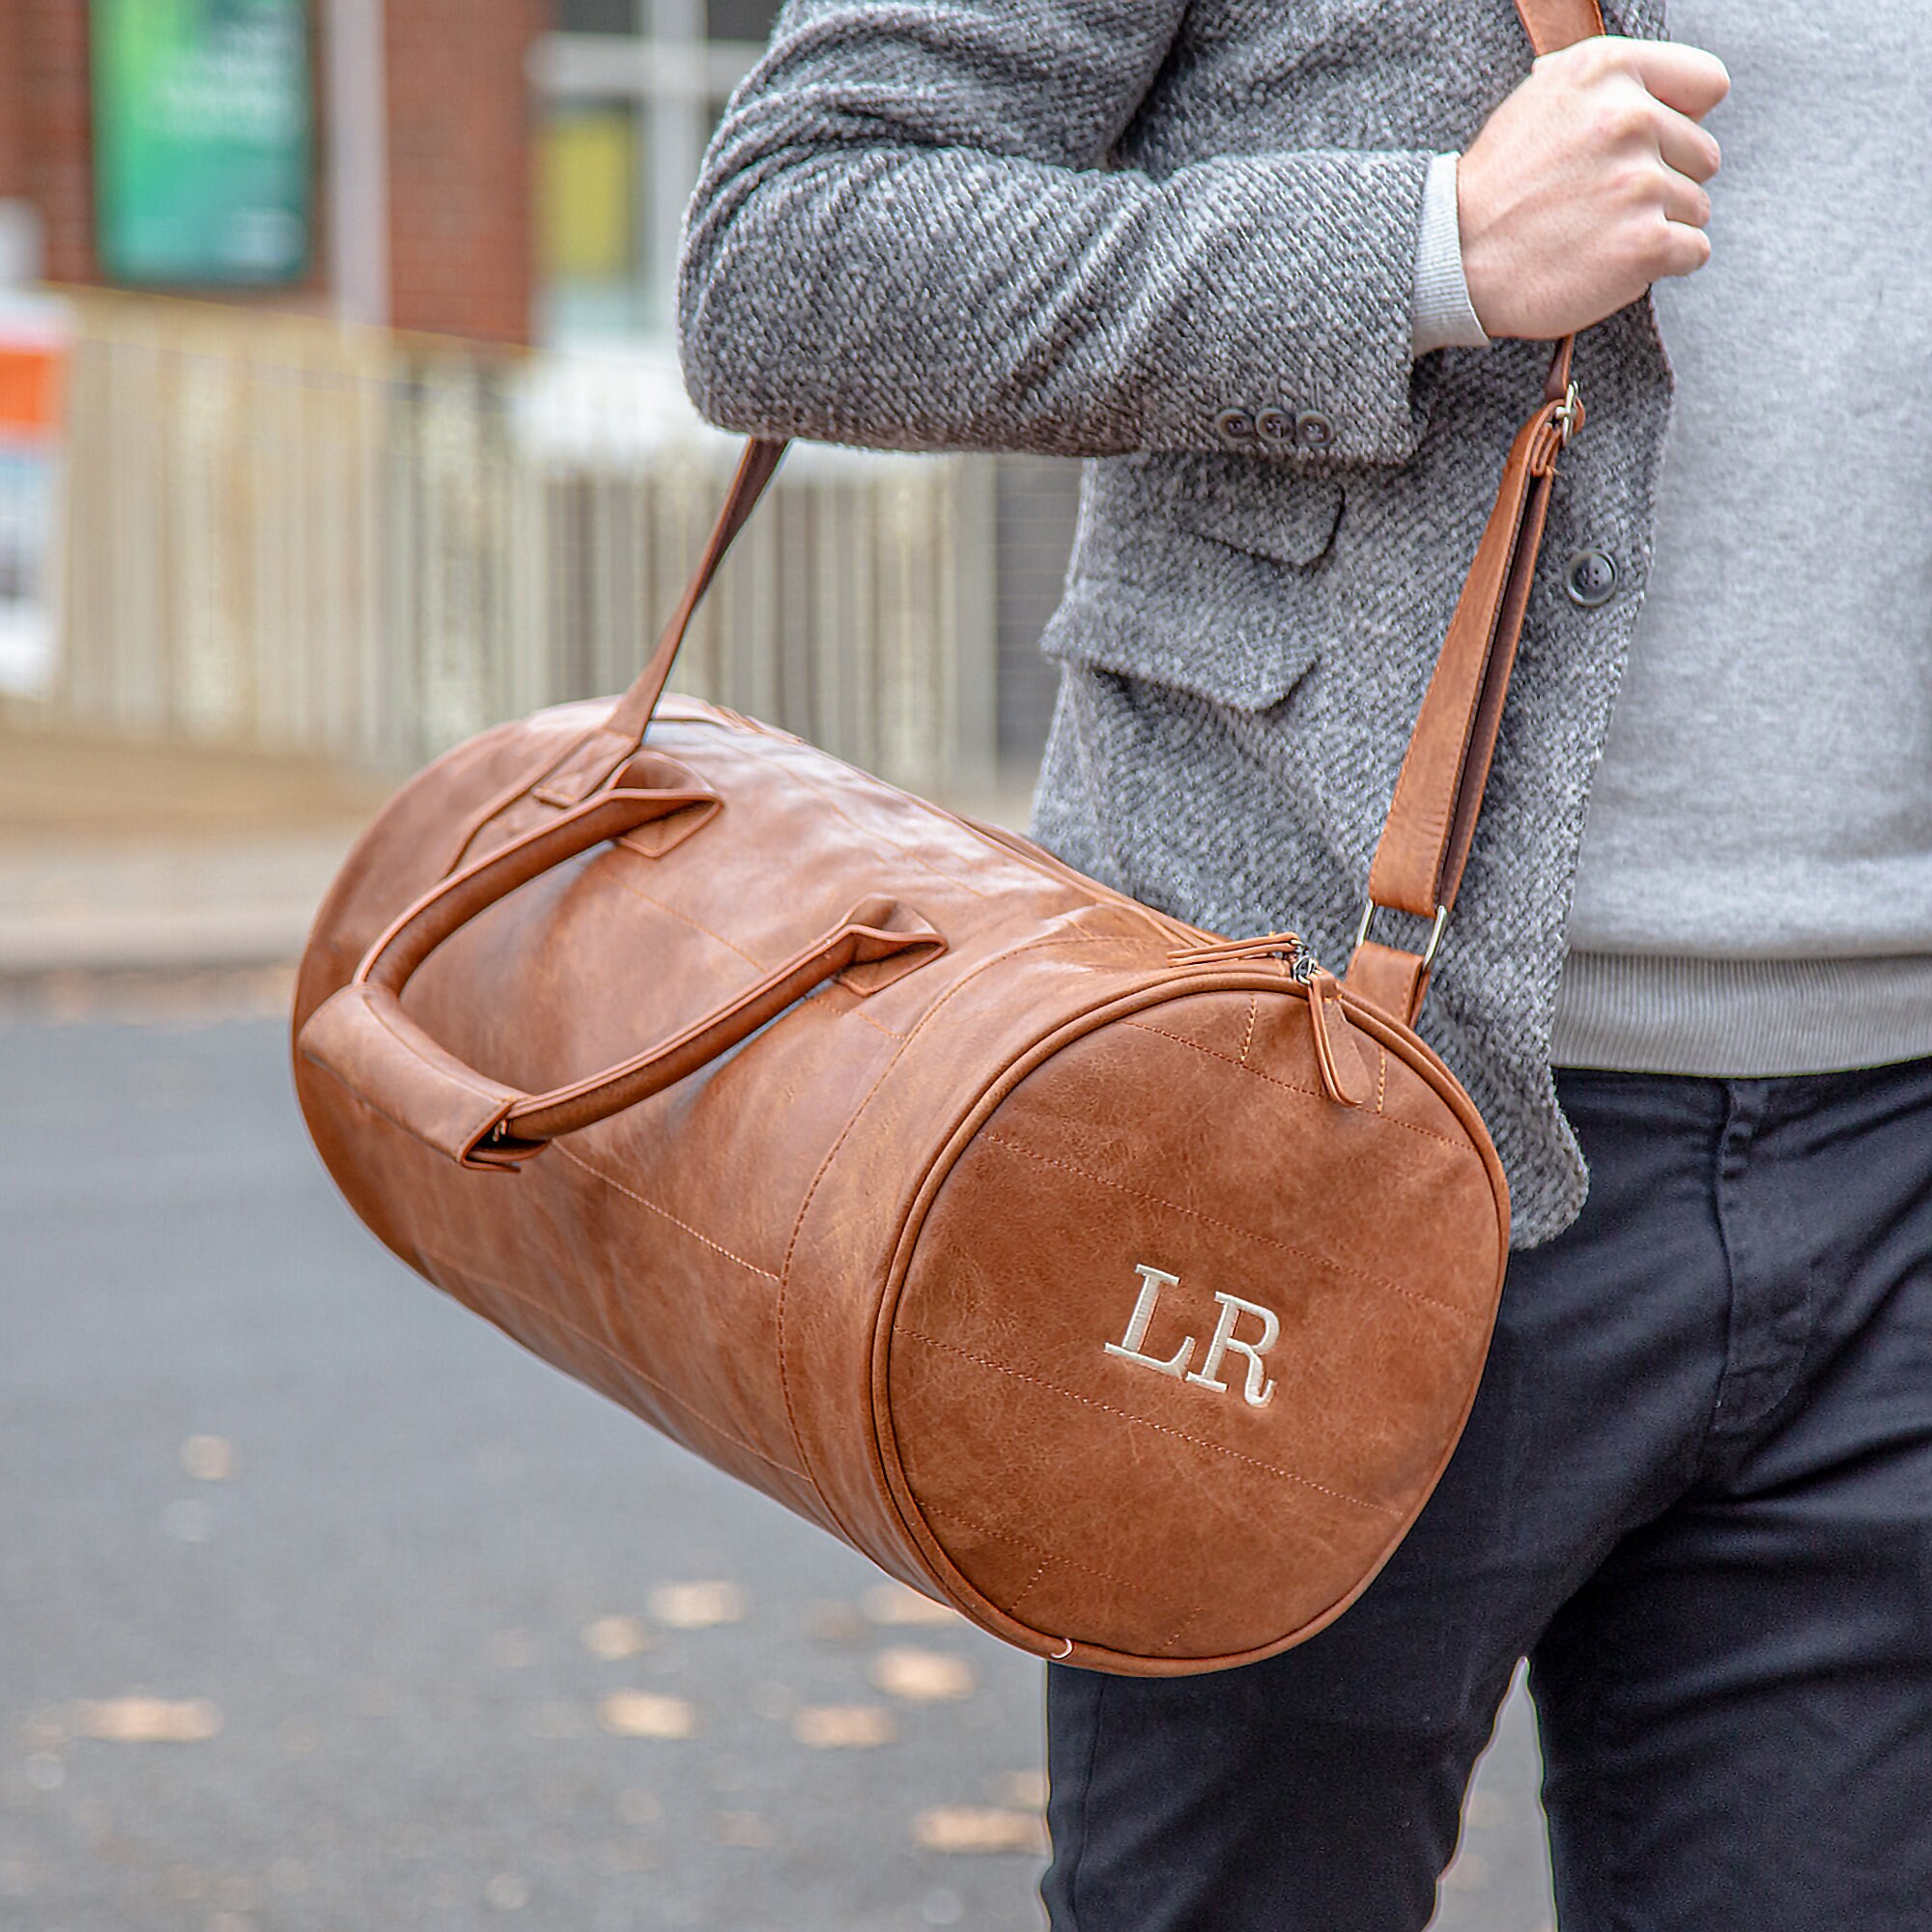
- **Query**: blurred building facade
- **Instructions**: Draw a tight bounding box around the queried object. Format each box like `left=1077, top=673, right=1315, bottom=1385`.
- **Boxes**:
left=0, top=0, right=538, bottom=342
left=0, top=0, right=1073, bottom=781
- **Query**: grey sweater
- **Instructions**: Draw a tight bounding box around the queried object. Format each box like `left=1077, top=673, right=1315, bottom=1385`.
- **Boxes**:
left=1407, top=0, right=1932, bottom=1075
left=679, top=0, right=1684, bottom=1247
left=1547, top=0, right=1932, bottom=1074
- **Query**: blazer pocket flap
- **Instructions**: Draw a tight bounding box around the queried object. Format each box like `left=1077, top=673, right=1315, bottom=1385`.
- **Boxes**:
left=1042, top=458, right=1343, bottom=713
left=1039, top=588, right=1321, bottom=714
left=1158, top=462, right=1345, bottom=566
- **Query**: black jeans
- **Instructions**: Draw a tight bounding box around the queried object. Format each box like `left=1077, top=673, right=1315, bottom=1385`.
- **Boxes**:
left=1042, top=1060, right=1932, bottom=1931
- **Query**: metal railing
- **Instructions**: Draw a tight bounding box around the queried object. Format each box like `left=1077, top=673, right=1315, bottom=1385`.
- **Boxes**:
left=36, top=295, right=999, bottom=793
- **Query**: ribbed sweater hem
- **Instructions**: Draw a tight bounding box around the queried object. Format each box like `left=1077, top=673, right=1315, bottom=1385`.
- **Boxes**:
left=1548, top=952, right=1932, bottom=1076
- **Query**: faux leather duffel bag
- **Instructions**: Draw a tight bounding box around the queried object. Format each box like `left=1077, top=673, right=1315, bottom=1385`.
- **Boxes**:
left=295, top=0, right=1598, bottom=1678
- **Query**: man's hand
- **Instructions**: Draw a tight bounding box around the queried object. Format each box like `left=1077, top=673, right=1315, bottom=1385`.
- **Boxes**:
left=1458, top=36, right=1729, bottom=340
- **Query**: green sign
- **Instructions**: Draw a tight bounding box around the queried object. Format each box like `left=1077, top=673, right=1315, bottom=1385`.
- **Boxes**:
left=92, top=0, right=312, bottom=286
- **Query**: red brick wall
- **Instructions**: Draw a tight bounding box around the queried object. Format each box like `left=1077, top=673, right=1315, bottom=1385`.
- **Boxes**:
left=0, top=0, right=23, bottom=201
left=0, top=0, right=99, bottom=283
left=384, top=0, right=539, bottom=343
left=0, top=0, right=538, bottom=344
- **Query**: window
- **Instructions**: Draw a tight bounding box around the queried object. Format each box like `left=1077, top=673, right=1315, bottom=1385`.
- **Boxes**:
left=535, top=0, right=777, bottom=343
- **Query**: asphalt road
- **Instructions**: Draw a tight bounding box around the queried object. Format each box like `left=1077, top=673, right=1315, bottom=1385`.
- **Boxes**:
left=2, top=1009, right=1558, bottom=1931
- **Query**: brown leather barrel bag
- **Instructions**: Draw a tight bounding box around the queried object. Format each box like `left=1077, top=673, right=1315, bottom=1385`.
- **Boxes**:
left=295, top=0, right=1598, bottom=1679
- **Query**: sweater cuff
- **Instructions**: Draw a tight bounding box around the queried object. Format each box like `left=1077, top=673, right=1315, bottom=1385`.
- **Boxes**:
left=1411, top=152, right=1492, bottom=356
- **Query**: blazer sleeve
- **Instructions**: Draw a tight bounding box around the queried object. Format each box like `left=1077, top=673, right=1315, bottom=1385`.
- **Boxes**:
left=676, top=0, right=1437, bottom=466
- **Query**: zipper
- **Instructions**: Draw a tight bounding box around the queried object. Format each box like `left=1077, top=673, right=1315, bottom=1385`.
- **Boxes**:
left=1165, top=930, right=1321, bottom=982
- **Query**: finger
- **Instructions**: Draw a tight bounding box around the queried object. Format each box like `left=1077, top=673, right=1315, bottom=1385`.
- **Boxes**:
left=1656, top=166, right=1713, bottom=230
left=1626, top=39, right=1731, bottom=119
left=1656, top=106, right=1721, bottom=183
left=1653, top=219, right=1715, bottom=279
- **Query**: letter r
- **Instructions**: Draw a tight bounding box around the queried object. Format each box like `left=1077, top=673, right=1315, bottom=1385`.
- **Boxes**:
left=1185, top=1293, right=1280, bottom=1407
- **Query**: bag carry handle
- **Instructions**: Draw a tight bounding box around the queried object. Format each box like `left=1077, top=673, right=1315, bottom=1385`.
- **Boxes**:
left=300, top=786, right=944, bottom=1169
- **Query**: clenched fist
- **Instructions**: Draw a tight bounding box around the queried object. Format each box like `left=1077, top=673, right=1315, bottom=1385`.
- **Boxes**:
left=1459, top=35, right=1730, bottom=340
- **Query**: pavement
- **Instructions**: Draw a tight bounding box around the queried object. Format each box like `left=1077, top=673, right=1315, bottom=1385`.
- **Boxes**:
left=2, top=723, right=1561, bottom=1930
left=0, top=724, right=384, bottom=992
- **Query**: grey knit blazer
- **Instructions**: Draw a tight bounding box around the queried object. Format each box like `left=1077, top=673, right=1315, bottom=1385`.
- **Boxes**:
left=677, top=0, right=1676, bottom=1247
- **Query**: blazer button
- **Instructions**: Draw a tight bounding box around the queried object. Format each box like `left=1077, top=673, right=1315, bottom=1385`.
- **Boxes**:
left=1294, top=409, right=1335, bottom=450
left=1256, top=408, right=1295, bottom=442
left=1563, top=547, right=1619, bottom=608
left=1214, top=407, right=1257, bottom=441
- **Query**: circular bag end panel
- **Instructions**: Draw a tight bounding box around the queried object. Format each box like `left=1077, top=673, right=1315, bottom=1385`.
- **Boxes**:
left=883, top=984, right=1503, bottom=1666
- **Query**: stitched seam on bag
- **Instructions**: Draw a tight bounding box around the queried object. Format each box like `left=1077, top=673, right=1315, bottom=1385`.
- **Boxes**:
left=554, top=1143, right=781, bottom=1281
left=601, top=870, right=764, bottom=966
left=929, top=1515, right=1056, bottom=1620
left=1239, top=992, right=1257, bottom=1066
left=1154, top=1605, right=1209, bottom=1657
left=926, top=1504, right=1140, bottom=1596
left=901, top=1328, right=1400, bottom=1518
left=916, top=1501, right=1141, bottom=1610
left=773, top=929, right=1148, bottom=1498
left=1118, top=1018, right=1472, bottom=1156
left=979, top=1130, right=1475, bottom=1323
left=840, top=1004, right=909, bottom=1040
left=1377, top=1043, right=1388, bottom=1114
left=417, top=1246, right=807, bottom=1482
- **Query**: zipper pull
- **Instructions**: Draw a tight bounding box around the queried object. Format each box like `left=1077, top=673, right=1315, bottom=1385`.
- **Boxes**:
left=1307, top=969, right=1373, bottom=1109
left=1167, top=930, right=1312, bottom=971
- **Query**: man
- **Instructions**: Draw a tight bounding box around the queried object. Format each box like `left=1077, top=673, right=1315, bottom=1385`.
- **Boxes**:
left=678, top=4, right=1932, bottom=1926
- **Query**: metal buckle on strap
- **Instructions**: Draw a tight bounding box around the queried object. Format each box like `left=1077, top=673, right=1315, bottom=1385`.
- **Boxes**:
left=1551, top=380, right=1583, bottom=447
left=1351, top=900, right=1449, bottom=969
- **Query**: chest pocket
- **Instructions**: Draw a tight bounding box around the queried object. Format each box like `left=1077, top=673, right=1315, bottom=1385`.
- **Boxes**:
left=1042, top=452, right=1346, bottom=713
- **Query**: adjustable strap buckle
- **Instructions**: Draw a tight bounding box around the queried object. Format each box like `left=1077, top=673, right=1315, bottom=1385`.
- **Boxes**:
left=1351, top=899, right=1449, bottom=969
left=1550, top=380, right=1584, bottom=447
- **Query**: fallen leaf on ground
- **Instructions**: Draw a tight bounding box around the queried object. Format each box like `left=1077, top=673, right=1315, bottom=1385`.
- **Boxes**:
left=73, top=1697, right=222, bottom=1744
left=597, top=1691, right=697, bottom=1741
left=860, top=1581, right=965, bottom=1628
left=791, top=1704, right=896, bottom=1748
left=871, top=1647, right=976, bottom=1703
left=913, top=1806, right=1048, bottom=1856
left=582, top=1614, right=653, bottom=1661
left=483, top=1871, right=531, bottom=1910
left=647, top=1580, right=746, bottom=1629
left=179, top=1435, right=237, bottom=1481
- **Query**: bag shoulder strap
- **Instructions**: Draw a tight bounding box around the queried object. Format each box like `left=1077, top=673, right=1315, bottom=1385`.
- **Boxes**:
left=510, top=0, right=1605, bottom=1029
left=1345, top=0, right=1605, bottom=1022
